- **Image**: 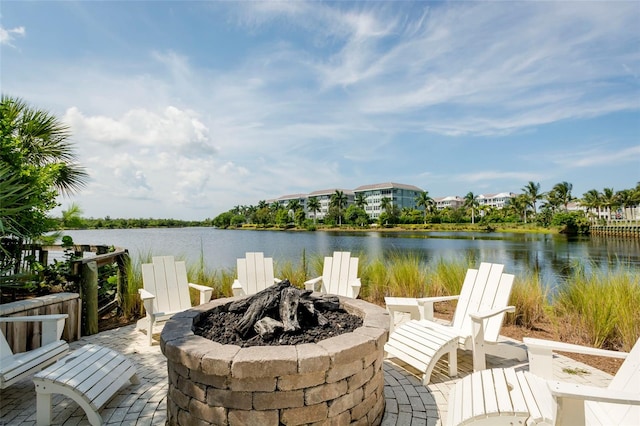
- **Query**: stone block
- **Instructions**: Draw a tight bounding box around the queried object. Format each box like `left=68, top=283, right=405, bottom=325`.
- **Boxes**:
left=228, top=409, right=279, bottom=426
left=305, top=380, right=348, bottom=405
left=229, top=376, right=276, bottom=392
left=348, top=365, right=374, bottom=393
left=363, top=370, right=384, bottom=398
left=362, top=311, right=390, bottom=331
left=253, top=390, right=304, bottom=410
left=351, top=389, right=378, bottom=421
left=190, top=370, right=228, bottom=389
left=317, top=333, right=375, bottom=365
left=278, top=370, right=326, bottom=391
left=201, top=344, right=240, bottom=377
left=188, top=398, right=227, bottom=424
left=296, top=343, right=330, bottom=373
left=177, top=375, right=206, bottom=402
left=319, top=410, right=351, bottom=426
left=164, top=335, right=210, bottom=370
left=206, top=388, right=252, bottom=410
left=354, top=326, right=388, bottom=349
left=368, top=394, right=386, bottom=425
left=281, top=402, right=329, bottom=425
left=328, top=387, right=363, bottom=418
left=326, top=358, right=363, bottom=383
left=231, top=345, right=297, bottom=378
left=168, top=386, right=190, bottom=411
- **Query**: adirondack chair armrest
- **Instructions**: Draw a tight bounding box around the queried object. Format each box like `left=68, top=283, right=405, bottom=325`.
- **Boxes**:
left=231, top=279, right=243, bottom=297
left=274, top=277, right=282, bottom=283
left=304, top=276, right=323, bottom=291
left=138, top=288, right=156, bottom=301
left=469, top=305, right=515, bottom=321
left=0, top=314, right=68, bottom=345
left=548, top=380, right=640, bottom=405
left=524, top=337, right=629, bottom=379
left=415, top=295, right=460, bottom=321
left=188, top=283, right=214, bottom=305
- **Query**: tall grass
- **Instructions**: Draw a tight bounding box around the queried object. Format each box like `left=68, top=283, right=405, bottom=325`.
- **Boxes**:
left=552, top=265, right=640, bottom=350
left=506, top=271, right=548, bottom=328
left=117, top=251, right=639, bottom=352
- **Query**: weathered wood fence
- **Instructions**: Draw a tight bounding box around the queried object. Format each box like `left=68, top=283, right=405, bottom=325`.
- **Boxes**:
left=0, top=292, right=81, bottom=351
left=1, top=244, right=131, bottom=341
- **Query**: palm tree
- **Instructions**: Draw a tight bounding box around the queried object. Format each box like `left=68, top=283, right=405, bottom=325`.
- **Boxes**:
left=1, top=95, right=88, bottom=239
left=508, top=194, right=530, bottom=223
left=307, top=196, right=321, bottom=224
left=464, top=192, right=479, bottom=224
left=354, top=193, right=368, bottom=210
left=601, top=187, right=617, bottom=220
left=522, top=181, right=542, bottom=216
left=330, top=190, right=347, bottom=226
left=551, top=181, right=574, bottom=211
left=581, top=189, right=602, bottom=222
left=415, top=191, right=434, bottom=225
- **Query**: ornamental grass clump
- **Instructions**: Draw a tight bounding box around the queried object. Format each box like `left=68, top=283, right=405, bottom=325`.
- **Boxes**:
left=506, top=271, right=548, bottom=328
left=386, top=252, right=429, bottom=299
left=359, top=258, right=389, bottom=304
left=553, top=265, right=640, bottom=350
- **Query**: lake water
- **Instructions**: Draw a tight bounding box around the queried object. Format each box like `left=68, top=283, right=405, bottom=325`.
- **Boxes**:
left=58, top=228, right=639, bottom=290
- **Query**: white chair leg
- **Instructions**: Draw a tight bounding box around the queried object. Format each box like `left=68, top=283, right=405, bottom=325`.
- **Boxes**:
left=36, top=391, right=52, bottom=426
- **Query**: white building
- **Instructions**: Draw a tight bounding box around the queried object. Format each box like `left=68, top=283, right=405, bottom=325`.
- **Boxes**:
left=306, top=189, right=354, bottom=220
left=476, top=192, right=516, bottom=209
left=434, top=195, right=464, bottom=210
left=353, top=182, right=424, bottom=219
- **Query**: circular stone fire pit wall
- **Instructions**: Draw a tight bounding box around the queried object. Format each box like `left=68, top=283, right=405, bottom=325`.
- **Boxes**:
left=161, top=295, right=390, bottom=426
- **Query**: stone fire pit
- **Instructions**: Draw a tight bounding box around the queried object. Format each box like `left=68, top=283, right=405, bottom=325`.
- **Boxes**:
left=161, top=294, right=389, bottom=426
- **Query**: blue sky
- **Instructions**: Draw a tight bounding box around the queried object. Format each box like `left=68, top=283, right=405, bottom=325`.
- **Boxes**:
left=2, top=1, right=639, bottom=220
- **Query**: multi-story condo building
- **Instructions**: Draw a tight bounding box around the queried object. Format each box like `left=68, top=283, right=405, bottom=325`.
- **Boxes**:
left=306, top=189, right=354, bottom=220
left=476, top=192, right=516, bottom=209
left=273, top=194, right=308, bottom=211
left=353, top=183, right=424, bottom=219
left=434, top=195, right=464, bottom=210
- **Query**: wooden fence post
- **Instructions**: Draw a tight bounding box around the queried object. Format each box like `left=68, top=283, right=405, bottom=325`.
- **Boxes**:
left=81, top=260, right=99, bottom=335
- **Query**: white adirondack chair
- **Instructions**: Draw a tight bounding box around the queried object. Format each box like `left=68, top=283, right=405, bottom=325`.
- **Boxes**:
left=447, top=338, right=640, bottom=425
left=526, top=337, right=640, bottom=425
left=384, top=262, right=526, bottom=384
left=137, top=256, right=213, bottom=345
left=0, top=314, right=69, bottom=388
left=232, top=252, right=281, bottom=297
left=304, top=251, right=361, bottom=298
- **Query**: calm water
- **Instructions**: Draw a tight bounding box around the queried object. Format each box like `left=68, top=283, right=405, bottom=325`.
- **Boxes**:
left=58, top=228, right=639, bottom=290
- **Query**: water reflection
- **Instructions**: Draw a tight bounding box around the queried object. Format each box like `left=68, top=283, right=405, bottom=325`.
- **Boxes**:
left=60, top=228, right=639, bottom=290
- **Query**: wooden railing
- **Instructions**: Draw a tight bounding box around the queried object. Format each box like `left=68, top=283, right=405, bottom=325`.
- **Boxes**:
left=70, top=247, right=130, bottom=335
left=1, top=244, right=130, bottom=336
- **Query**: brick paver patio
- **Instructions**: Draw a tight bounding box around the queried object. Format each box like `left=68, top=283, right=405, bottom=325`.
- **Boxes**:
left=0, top=322, right=614, bottom=425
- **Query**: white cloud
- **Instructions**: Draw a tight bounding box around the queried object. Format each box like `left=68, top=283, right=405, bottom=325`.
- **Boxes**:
left=0, top=26, right=25, bottom=46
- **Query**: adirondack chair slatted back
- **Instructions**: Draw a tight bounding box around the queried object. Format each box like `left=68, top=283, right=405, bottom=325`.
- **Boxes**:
left=451, top=262, right=514, bottom=342
left=322, top=251, right=358, bottom=297
left=237, top=252, right=275, bottom=295
left=587, top=338, right=640, bottom=423
left=0, top=332, right=13, bottom=361
left=142, top=256, right=191, bottom=315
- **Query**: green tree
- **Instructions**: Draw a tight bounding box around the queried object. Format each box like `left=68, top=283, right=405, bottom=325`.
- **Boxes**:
left=415, top=191, right=434, bottom=225
left=550, top=181, right=574, bottom=211
left=522, top=181, right=542, bottom=216
left=60, top=202, right=84, bottom=229
left=581, top=189, right=602, bottom=222
left=601, top=187, right=618, bottom=220
left=354, top=193, right=368, bottom=210
left=307, top=196, right=321, bottom=224
left=464, top=192, right=479, bottom=224
left=1, top=96, right=88, bottom=239
left=330, top=190, right=348, bottom=226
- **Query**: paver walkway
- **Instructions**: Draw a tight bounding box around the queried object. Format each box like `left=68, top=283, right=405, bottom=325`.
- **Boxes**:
left=1, top=323, right=614, bottom=426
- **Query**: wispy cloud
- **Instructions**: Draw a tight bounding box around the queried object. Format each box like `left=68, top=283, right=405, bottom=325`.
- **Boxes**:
left=0, top=25, right=25, bottom=47
left=553, top=145, right=640, bottom=168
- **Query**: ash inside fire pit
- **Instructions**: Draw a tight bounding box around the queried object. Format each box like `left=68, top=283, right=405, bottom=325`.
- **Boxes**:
left=193, top=280, right=363, bottom=347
